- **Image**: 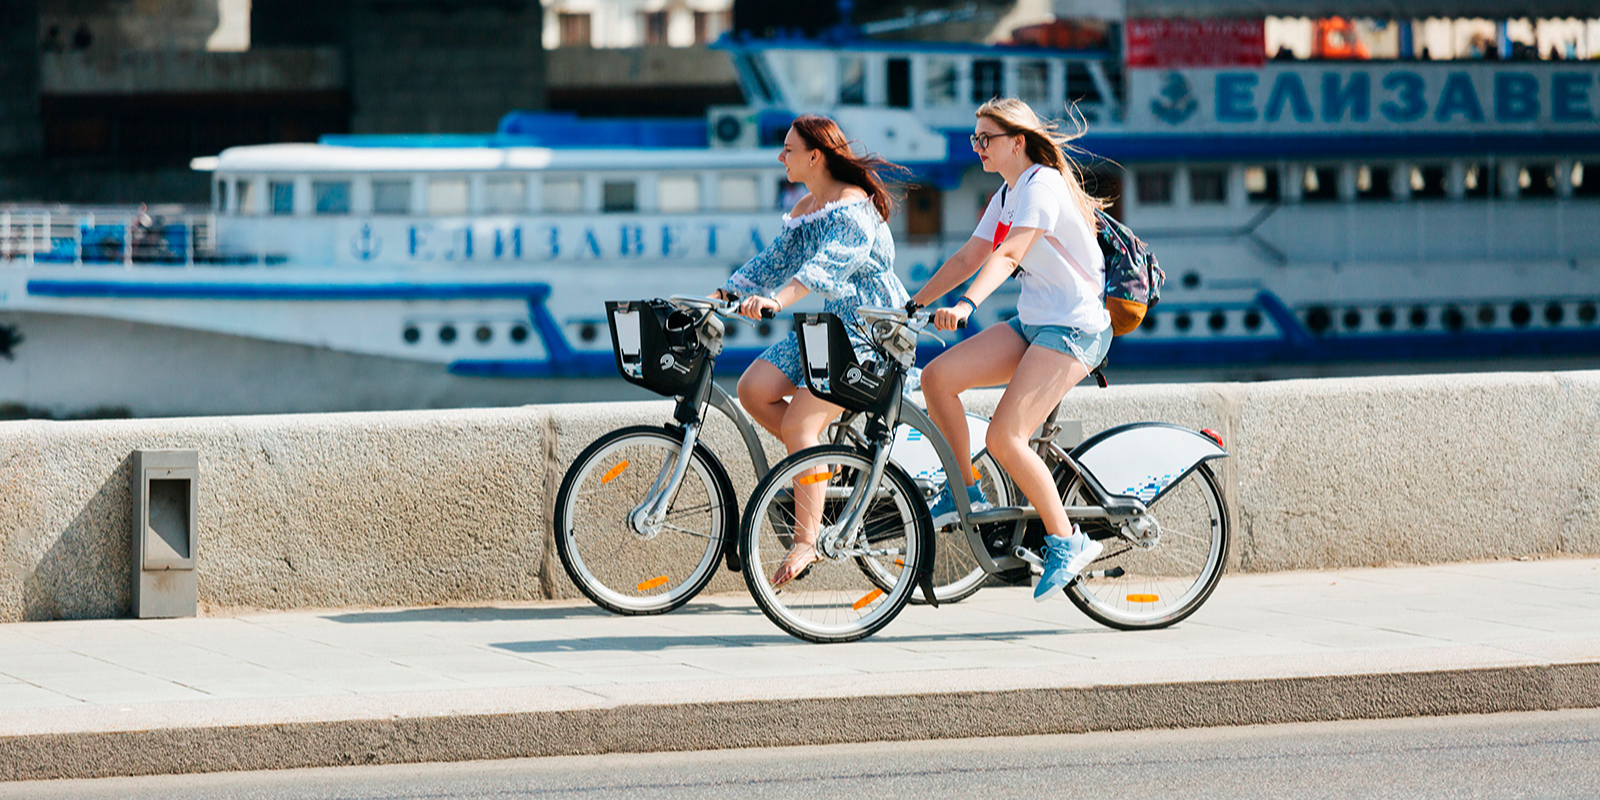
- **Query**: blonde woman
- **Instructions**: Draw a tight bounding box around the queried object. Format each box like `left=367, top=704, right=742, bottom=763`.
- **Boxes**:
left=908, top=98, right=1111, bottom=602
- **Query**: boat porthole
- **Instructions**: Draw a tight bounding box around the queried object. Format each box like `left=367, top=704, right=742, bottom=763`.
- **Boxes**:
left=1510, top=302, right=1532, bottom=327
left=757, top=321, right=772, bottom=337
left=1342, top=309, right=1362, bottom=330
left=1545, top=302, right=1565, bottom=325
left=579, top=323, right=598, bottom=342
left=1243, top=310, right=1262, bottom=331
left=510, top=325, right=529, bottom=343
left=475, top=325, right=493, bottom=343
left=1376, top=307, right=1396, bottom=328
left=726, top=324, right=738, bottom=339
left=403, top=325, right=420, bottom=344
left=1208, top=311, right=1226, bottom=332
left=1174, top=312, right=1192, bottom=332
left=1304, top=306, right=1331, bottom=335
left=1442, top=306, right=1465, bottom=332
left=1579, top=302, right=1597, bottom=325
left=1182, top=271, right=1200, bottom=289
left=1142, top=314, right=1159, bottom=333
left=1409, top=306, right=1428, bottom=328
left=1477, top=305, right=1496, bottom=326
left=439, top=324, right=457, bottom=344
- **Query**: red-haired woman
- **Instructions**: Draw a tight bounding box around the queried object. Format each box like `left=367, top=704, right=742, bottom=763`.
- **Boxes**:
left=714, top=114, right=909, bottom=587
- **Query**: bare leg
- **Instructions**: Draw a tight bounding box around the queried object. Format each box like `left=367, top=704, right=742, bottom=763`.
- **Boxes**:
left=736, top=359, right=792, bottom=438
left=985, top=345, right=1090, bottom=538
left=919, top=324, right=1028, bottom=487
left=773, top=388, right=845, bottom=586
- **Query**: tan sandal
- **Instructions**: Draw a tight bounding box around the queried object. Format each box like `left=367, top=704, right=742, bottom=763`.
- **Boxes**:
left=772, top=541, right=823, bottom=589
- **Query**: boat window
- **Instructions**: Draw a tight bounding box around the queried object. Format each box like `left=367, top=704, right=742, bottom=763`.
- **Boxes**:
left=839, top=54, right=866, bottom=106
left=1410, top=165, right=1447, bottom=200
left=784, top=52, right=830, bottom=107
left=1190, top=168, right=1227, bottom=204
left=1301, top=166, right=1339, bottom=202
left=313, top=180, right=351, bottom=215
left=269, top=180, right=294, bottom=215
left=543, top=178, right=583, bottom=213
left=1518, top=164, right=1556, bottom=198
left=1244, top=166, right=1280, bottom=203
left=926, top=57, right=959, bottom=107
left=1462, top=163, right=1495, bottom=199
left=906, top=185, right=942, bottom=237
left=484, top=176, right=525, bottom=214
left=658, top=175, right=701, bottom=213
left=719, top=176, right=760, bottom=211
left=372, top=179, right=411, bottom=215
left=1136, top=169, right=1173, bottom=206
left=236, top=180, right=258, bottom=214
left=1017, top=61, right=1050, bottom=108
left=603, top=180, right=637, bottom=213
left=886, top=57, right=910, bottom=109
left=1575, top=162, right=1600, bottom=198
left=1065, top=61, right=1102, bottom=105
left=558, top=13, right=591, bottom=47
left=214, top=180, right=225, bottom=211
left=428, top=177, right=469, bottom=215
left=972, top=59, right=1003, bottom=102
left=1355, top=165, right=1393, bottom=201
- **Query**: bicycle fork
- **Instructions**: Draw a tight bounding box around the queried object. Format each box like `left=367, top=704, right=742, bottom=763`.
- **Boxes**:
left=629, top=422, right=701, bottom=538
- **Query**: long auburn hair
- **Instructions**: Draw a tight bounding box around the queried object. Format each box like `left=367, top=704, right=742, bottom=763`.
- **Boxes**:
left=975, top=98, right=1107, bottom=230
left=788, top=114, right=906, bottom=222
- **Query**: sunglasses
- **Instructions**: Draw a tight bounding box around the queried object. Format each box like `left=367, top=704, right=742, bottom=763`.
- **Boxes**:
left=969, top=130, right=1018, bottom=150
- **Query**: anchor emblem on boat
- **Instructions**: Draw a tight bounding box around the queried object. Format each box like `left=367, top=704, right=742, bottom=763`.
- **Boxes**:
left=351, top=223, right=382, bottom=261
left=1151, top=72, right=1197, bottom=125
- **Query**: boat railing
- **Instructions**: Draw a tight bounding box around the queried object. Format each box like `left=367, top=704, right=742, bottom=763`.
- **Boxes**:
left=0, top=205, right=218, bottom=268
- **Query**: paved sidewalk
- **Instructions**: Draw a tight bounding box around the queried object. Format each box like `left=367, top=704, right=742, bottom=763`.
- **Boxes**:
left=2, top=558, right=1598, bottom=781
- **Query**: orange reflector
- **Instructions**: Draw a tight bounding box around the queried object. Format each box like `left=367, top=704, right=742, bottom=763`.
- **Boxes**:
left=601, top=461, right=630, bottom=484
left=971, top=466, right=982, bottom=482
left=895, top=559, right=905, bottom=567
left=637, top=576, right=670, bottom=591
left=852, top=589, right=884, bottom=610
left=1127, top=594, right=1159, bottom=603
left=796, top=471, right=833, bottom=486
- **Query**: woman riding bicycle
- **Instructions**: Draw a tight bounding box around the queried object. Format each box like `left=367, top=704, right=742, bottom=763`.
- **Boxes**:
left=713, top=114, right=911, bottom=588
left=909, top=97, right=1111, bottom=603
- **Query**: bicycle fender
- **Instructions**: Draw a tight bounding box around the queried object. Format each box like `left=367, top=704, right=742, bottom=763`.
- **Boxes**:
left=669, top=429, right=741, bottom=574
left=1069, top=422, right=1227, bottom=504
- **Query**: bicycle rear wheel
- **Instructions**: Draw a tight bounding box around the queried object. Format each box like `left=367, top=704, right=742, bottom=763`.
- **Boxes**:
left=554, top=425, right=733, bottom=615
left=1063, top=463, right=1229, bottom=629
left=740, top=445, right=929, bottom=644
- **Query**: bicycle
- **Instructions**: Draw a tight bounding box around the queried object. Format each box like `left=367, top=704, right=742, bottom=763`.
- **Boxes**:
left=738, top=305, right=1231, bottom=643
left=553, top=296, right=1000, bottom=615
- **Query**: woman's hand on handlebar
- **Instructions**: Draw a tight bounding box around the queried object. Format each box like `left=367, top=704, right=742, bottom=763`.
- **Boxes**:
left=739, top=296, right=780, bottom=320
left=932, top=304, right=970, bottom=332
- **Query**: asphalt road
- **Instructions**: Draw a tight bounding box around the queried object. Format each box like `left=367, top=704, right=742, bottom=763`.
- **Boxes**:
left=8, top=709, right=1600, bottom=800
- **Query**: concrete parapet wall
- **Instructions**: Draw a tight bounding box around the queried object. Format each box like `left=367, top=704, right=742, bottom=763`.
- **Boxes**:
left=1, top=371, right=1597, bottom=622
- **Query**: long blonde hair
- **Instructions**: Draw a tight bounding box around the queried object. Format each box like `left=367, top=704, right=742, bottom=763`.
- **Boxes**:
left=976, top=97, right=1107, bottom=230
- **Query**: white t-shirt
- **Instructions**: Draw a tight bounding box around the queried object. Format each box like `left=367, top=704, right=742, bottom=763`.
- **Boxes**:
left=972, top=164, right=1110, bottom=333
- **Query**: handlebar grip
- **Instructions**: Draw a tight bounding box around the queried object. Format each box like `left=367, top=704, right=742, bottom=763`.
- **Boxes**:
left=955, top=317, right=968, bottom=329
left=760, top=307, right=776, bottom=319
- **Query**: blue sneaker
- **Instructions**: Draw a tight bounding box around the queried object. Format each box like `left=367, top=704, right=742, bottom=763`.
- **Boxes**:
left=1034, top=528, right=1103, bottom=602
left=928, top=482, right=991, bottom=528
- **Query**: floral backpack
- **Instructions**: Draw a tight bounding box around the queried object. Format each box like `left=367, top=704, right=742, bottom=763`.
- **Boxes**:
left=1093, top=209, right=1164, bottom=336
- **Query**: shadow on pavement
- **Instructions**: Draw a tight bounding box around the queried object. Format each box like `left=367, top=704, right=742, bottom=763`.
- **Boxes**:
left=489, top=628, right=1067, bottom=653
left=320, top=603, right=763, bottom=625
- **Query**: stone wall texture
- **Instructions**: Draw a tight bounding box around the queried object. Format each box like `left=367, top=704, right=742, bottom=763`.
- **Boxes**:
left=1, top=370, right=1597, bottom=622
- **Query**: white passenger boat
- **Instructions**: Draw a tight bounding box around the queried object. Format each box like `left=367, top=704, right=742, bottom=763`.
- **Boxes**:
left=2, top=29, right=1597, bottom=416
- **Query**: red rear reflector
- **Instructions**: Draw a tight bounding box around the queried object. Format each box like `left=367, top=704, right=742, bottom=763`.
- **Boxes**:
left=1201, top=428, right=1225, bottom=448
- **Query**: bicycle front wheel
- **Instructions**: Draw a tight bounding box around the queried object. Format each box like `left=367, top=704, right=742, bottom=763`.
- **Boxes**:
left=740, top=445, right=929, bottom=644
left=1064, top=462, right=1229, bottom=630
left=554, top=425, right=732, bottom=615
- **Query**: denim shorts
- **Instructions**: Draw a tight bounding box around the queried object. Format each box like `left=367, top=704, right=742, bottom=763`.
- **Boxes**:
left=1006, top=317, right=1113, bottom=370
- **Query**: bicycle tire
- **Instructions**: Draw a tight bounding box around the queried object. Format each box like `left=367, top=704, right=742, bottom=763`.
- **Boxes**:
left=1063, top=462, right=1229, bottom=630
left=554, top=425, right=734, bottom=616
left=740, top=444, right=930, bottom=644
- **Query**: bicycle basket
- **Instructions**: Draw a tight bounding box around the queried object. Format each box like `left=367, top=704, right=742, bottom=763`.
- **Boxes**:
left=794, top=312, right=895, bottom=413
left=606, top=299, right=708, bottom=397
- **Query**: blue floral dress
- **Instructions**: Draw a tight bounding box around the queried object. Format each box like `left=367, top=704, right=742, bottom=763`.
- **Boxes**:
left=721, top=197, right=909, bottom=387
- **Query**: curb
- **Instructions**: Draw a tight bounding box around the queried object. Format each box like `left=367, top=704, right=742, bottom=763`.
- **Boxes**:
left=5, top=661, right=1598, bottom=782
